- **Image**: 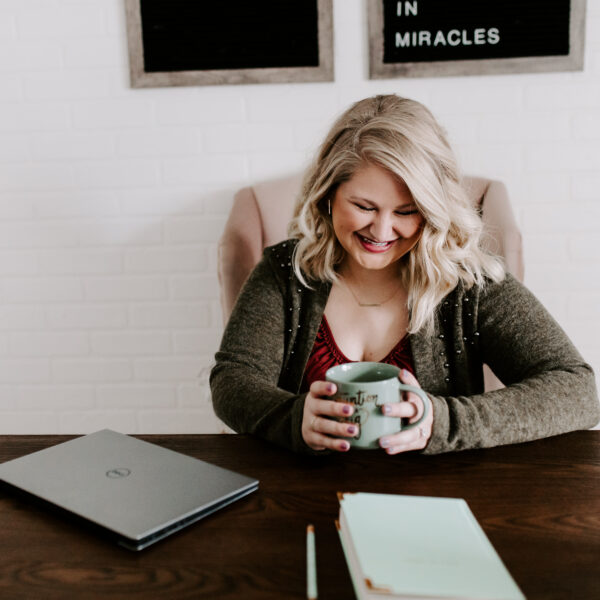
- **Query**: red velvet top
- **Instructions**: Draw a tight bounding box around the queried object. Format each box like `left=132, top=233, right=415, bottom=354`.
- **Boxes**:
left=301, top=315, right=415, bottom=392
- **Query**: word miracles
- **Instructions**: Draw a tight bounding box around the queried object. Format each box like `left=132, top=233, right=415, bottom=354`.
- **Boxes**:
left=396, top=27, right=500, bottom=49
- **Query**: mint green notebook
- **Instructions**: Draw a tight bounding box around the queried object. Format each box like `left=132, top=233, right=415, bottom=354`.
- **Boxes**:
left=337, top=493, right=525, bottom=600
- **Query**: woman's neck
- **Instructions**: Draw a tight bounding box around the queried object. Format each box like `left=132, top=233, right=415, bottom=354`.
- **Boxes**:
left=338, top=261, right=401, bottom=289
left=336, top=261, right=406, bottom=309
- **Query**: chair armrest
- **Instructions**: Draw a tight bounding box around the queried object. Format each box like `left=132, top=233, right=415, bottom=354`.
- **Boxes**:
left=479, top=180, right=524, bottom=282
left=217, top=187, right=264, bottom=325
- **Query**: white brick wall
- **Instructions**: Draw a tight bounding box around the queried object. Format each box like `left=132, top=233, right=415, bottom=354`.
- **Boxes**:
left=0, top=0, right=598, bottom=433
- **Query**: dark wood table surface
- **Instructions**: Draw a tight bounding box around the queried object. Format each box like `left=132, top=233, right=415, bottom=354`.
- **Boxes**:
left=0, top=432, right=598, bottom=599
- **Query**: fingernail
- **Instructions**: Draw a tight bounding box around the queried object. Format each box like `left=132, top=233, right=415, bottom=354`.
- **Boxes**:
left=326, top=383, right=335, bottom=393
left=340, top=441, right=350, bottom=451
left=382, top=405, right=392, bottom=415
left=380, top=438, right=390, bottom=448
left=342, top=404, right=352, bottom=415
left=401, top=368, right=409, bottom=377
left=347, top=425, right=356, bottom=434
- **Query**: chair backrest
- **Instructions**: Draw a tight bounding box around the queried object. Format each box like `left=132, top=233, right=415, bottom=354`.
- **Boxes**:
left=218, top=173, right=524, bottom=324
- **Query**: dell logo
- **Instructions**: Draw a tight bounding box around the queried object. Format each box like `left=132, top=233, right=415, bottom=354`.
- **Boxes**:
left=106, top=468, right=131, bottom=479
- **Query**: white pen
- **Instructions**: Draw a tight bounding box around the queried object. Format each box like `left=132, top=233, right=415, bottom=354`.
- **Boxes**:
left=306, top=524, right=318, bottom=600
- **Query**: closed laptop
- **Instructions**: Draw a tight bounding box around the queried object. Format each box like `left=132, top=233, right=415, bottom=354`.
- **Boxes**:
left=0, top=429, right=258, bottom=550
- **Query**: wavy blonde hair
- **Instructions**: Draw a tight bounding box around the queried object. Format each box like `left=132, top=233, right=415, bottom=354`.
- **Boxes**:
left=288, top=94, right=505, bottom=335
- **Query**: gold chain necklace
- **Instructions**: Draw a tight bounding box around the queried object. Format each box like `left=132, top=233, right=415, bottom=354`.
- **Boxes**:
left=343, top=278, right=402, bottom=307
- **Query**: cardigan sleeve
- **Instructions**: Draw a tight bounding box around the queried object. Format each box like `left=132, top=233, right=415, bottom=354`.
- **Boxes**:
left=210, top=253, right=312, bottom=454
left=425, top=275, right=600, bottom=454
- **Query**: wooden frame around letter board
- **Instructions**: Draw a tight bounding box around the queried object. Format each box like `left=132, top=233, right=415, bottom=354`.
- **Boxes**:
left=368, top=0, right=587, bottom=78
left=125, top=0, right=334, bottom=88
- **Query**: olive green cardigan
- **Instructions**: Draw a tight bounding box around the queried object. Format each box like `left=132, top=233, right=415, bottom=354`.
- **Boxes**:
left=210, top=241, right=599, bottom=454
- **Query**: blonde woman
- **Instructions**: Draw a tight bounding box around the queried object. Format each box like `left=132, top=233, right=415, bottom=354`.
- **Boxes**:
left=210, top=95, right=599, bottom=455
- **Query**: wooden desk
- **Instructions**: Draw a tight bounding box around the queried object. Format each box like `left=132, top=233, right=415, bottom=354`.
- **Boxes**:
left=0, top=432, right=598, bottom=599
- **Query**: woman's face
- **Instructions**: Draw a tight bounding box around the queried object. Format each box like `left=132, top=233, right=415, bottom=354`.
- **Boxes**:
left=331, top=163, right=424, bottom=275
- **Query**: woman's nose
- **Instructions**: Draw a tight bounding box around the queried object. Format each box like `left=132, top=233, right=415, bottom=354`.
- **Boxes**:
left=369, top=214, right=395, bottom=241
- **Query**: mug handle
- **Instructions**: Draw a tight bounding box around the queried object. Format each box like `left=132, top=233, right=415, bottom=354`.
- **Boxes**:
left=397, top=384, right=430, bottom=429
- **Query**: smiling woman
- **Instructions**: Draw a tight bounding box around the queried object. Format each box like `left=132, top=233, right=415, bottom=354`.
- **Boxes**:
left=210, top=94, right=599, bottom=458
left=331, top=164, right=423, bottom=273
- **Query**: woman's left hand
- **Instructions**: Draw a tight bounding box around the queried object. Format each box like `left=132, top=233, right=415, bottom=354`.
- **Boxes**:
left=378, top=368, right=433, bottom=454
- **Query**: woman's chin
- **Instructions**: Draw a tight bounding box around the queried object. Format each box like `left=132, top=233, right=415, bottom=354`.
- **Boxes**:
left=348, top=253, right=398, bottom=273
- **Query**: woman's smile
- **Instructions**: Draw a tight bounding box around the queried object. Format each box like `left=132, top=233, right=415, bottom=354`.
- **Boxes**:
left=356, top=233, right=399, bottom=253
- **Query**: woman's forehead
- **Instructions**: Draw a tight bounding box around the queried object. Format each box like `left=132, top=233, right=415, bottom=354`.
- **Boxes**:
left=338, top=163, right=413, bottom=202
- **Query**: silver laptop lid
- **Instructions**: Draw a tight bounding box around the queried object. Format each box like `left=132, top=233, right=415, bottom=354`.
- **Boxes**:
left=0, top=429, right=258, bottom=548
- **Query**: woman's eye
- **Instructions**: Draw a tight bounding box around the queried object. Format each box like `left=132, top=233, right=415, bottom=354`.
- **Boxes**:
left=352, top=203, right=418, bottom=216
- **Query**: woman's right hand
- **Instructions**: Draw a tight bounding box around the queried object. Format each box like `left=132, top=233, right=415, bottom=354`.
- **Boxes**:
left=302, top=381, right=358, bottom=452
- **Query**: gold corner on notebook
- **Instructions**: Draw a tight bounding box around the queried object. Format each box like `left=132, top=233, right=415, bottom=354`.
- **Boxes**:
left=337, top=491, right=357, bottom=501
left=364, top=578, right=392, bottom=593
left=334, top=519, right=340, bottom=531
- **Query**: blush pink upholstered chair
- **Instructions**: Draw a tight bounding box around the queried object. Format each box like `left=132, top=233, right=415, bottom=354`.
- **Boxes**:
left=217, top=173, right=524, bottom=391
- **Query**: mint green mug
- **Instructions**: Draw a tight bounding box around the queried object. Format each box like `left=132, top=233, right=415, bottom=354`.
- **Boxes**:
left=325, top=362, right=430, bottom=449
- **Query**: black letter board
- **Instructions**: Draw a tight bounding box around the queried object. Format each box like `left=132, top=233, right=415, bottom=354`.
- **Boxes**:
left=368, top=0, right=586, bottom=78
left=125, top=0, right=333, bottom=87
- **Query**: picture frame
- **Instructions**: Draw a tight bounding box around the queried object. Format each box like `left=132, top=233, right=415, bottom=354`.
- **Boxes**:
left=368, top=0, right=586, bottom=78
left=125, top=0, right=334, bottom=88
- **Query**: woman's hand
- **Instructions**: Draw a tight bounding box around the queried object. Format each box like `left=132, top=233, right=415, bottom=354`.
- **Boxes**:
left=302, top=381, right=358, bottom=452
left=378, top=369, right=433, bottom=454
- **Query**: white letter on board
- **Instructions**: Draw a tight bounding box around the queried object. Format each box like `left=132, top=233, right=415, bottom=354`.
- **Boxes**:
left=406, top=2, right=418, bottom=16
left=433, top=30, right=447, bottom=46
left=448, top=29, right=461, bottom=46
left=396, top=32, right=411, bottom=47
left=488, top=28, right=500, bottom=44
left=418, top=30, right=431, bottom=46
